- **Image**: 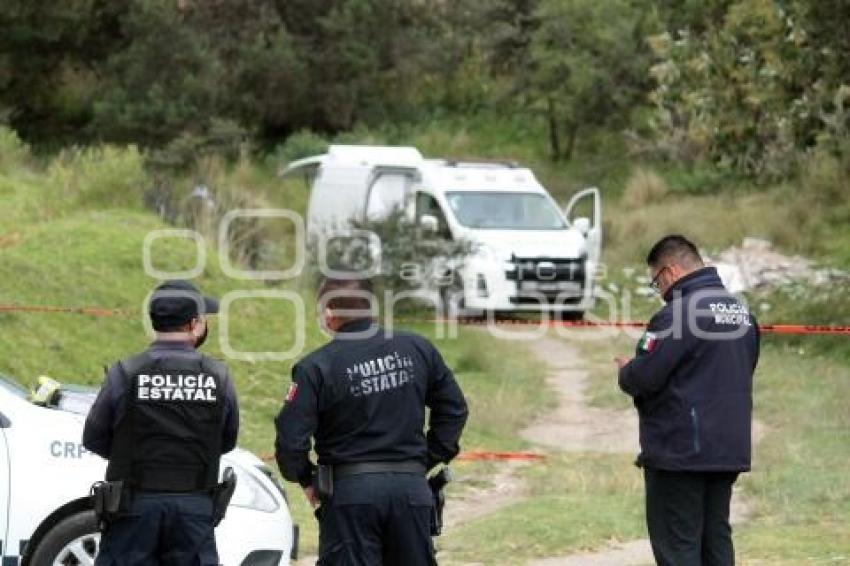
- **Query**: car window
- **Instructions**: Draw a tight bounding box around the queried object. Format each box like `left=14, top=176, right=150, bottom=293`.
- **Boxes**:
left=445, top=191, right=567, bottom=230
left=366, top=173, right=411, bottom=220
left=415, top=192, right=451, bottom=239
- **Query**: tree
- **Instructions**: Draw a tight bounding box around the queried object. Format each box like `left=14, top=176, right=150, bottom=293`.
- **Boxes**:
left=274, top=0, right=440, bottom=132
left=528, top=0, right=657, bottom=160
left=0, top=0, right=127, bottom=143
left=89, top=0, right=221, bottom=145
left=647, top=0, right=845, bottom=179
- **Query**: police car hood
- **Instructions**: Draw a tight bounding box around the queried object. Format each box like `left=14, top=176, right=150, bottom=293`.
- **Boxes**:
left=470, top=227, right=587, bottom=260
left=51, top=385, right=98, bottom=416
left=43, top=384, right=265, bottom=468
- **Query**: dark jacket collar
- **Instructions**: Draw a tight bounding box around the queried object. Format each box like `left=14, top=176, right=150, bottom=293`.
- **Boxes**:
left=663, top=266, right=725, bottom=302
left=336, top=318, right=376, bottom=333
left=149, top=339, right=196, bottom=351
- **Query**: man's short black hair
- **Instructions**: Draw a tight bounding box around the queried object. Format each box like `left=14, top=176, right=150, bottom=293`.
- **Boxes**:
left=317, top=277, right=375, bottom=322
left=646, top=235, right=704, bottom=269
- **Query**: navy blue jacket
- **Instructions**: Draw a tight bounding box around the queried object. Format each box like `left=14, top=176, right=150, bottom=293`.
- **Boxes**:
left=83, top=340, right=240, bottom=459
left=274, top=319, right=469, bottom=487
left=619, top=267, right=760, bottom=472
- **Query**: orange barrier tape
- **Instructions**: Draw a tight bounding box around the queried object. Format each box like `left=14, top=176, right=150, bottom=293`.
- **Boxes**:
left=429, top=318, right=850, bottom=335
left=1, top=303, right=848, bottom=334
left=756, top=324, right=850, bottom=335
left=0, top=303, right=131, bottom=317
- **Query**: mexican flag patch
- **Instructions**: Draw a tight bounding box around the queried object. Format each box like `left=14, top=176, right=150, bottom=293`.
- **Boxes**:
left=638, top=331, right=658, bottom=352
left=285, top=382, right=299, bottom=403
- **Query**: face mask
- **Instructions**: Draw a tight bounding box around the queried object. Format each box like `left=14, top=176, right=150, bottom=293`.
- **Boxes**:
left=194, top=324, right=209, bottom=348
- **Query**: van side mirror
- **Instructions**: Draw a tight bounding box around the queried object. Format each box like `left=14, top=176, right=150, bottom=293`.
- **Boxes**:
left=420, top=214, right=439, bottom=233
left=572, top=217, right=591, bottom=235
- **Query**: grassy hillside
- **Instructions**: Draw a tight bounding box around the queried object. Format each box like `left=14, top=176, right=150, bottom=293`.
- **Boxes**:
left=2, top=121, right=847, bottom=561
left=0, top=131, right=553, bottom=555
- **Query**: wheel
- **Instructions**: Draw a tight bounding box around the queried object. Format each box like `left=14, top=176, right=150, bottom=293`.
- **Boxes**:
left=27, top=511, right=100, bottom=566
left=554, top=310, right=584, bottom=322
left=439, top=274, right=484, bottom=320
left=439, top=274, right=466, bottom=320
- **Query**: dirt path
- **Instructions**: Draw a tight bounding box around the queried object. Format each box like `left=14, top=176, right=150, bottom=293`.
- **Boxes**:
left=520, top=334, right=639, bottom=453
left=520, top=331, right=764, bottom=566
left=298, top=330, right=764, bottom=566
left=530, top=540, right=655, bottom=566
left=443, top=460, right=529, bottom=528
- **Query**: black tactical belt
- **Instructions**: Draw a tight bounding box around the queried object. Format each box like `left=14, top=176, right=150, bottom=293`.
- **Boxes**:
left=334, top=461, right=426, bottom=478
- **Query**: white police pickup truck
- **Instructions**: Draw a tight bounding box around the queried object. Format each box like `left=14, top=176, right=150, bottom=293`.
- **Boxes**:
left=0, top=374, right=297, bottom=566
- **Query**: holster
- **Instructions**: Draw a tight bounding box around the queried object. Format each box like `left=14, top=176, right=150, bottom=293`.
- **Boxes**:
left=428, top=467, right=452, bottom=536
left=314, top=464, right=334, bottom=500
left=90, top=480, right=126, bottom=531
left=212, top=467, right=237, bottom=527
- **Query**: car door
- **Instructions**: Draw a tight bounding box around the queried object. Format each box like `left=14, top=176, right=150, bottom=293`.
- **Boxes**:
left=414, top=192, right=452, bottom=240
left=563, top=187, right=602, bottom=264
left=365, top=169, right=417, bottom=221
left=0, top=410, right=10, bottom=561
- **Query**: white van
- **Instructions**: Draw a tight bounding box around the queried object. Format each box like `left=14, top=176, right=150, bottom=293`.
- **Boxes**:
left=284, top=145, right=601, bottom=318
left=0, top=375, right=297, bottom=566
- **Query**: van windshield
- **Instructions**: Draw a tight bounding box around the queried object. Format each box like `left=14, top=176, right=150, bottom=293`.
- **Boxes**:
left=445, top=192, right=566, bottom=230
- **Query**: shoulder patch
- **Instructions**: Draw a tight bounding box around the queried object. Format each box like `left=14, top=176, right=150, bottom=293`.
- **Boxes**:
left=638, top=331, right=658, bottom=352
left=285, top=382, right=299, bottom=403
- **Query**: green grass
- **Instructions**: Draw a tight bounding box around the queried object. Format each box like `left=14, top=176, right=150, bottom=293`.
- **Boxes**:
left=736, top=343, right=850, bottom=563
left=439, top=453, right=645, bottom=563
left=0, top=151, right=555, bottom=557
left=285, top=325, right=552, bottom=556
left=3, top=123, right=849, bottom=563
left=582, top=333, right=850, bottom=565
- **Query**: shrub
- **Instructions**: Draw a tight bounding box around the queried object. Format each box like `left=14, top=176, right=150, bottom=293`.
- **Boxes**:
left=621, top=167, right=667, bottom=207
left=0, top=126, right=30, bottom=172
left=802, top=148, right=849, bottom=210
left=271, top=130, right=330, bottom=167
left=46, top=145, right=149, bottom=209
left=147, top=120, right=251, bottom=172
left=313, top=209, right=474, bottom=311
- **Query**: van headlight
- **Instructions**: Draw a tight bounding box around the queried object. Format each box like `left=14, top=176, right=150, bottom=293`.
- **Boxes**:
left=229, top=466, right=280, bottom=513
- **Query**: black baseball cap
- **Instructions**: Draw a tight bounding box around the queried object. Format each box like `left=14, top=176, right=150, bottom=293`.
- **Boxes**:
left=149, top=280, right=219, bottom=331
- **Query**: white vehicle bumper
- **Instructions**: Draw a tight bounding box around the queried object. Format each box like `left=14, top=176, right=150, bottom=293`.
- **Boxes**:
left=216, top=505, right=296, bottom=565
left=461, top=257, right=595, bottom=313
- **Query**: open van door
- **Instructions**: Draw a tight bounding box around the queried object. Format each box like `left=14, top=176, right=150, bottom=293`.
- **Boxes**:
left=564, top=187, right=602, bottom=264
left=364, top=167, right=419, bottom=221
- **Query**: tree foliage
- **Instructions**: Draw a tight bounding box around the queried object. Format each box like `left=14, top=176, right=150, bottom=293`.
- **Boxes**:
left=0, top=0, right=847, bottom=181
left=529, top=0, right=658, bottom=160
left=648, top=0, right=850, bottom=179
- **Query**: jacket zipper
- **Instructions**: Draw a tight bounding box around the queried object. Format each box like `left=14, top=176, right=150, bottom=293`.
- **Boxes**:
left=690, top=406, right=701, bottom=454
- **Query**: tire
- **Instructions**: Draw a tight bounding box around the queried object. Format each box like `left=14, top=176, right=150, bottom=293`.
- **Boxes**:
left=439, top=274, right=466, bottom=320
left=554, top=310, right=584, bottom=322
left=27, top=510, right=100, bottom=566
left=439, top=274, right=483, bottom=320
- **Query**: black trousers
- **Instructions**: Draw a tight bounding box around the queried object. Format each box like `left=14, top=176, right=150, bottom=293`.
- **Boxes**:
left=95, top=492, right=218, bottom=566
left=316, top=472, right=436, bottom=566
left=644, top=468, right=739, bottom=566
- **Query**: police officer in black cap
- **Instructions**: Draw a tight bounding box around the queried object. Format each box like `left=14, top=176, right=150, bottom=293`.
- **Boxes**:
left=275, top=277, right=468, bottom=565
left=83, top=279, right=239, bottom=565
